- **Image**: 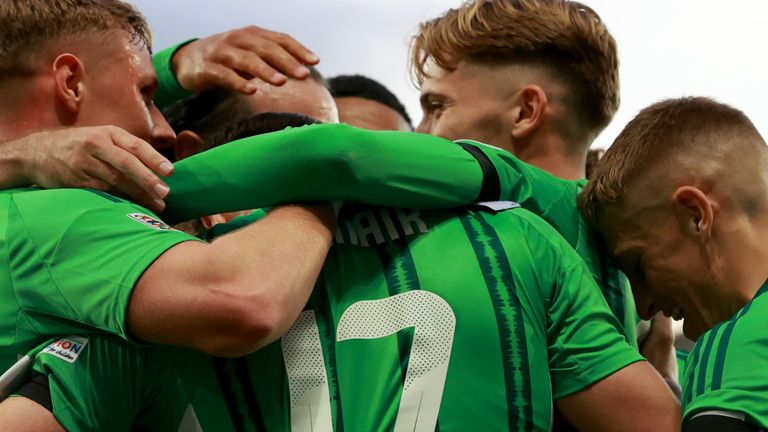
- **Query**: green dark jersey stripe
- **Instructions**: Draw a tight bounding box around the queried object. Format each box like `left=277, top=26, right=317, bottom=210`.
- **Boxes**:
left=309, top=278, right=345, bottom=432
left=212, top=357, right=265, bottom=432
left=460, top=211, right=533, bottom=430
left=694, top=324, right=722, bottom=399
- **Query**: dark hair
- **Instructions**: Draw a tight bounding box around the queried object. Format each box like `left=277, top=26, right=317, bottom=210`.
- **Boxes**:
left=164, top=66, right=327, bottom=153
left=328, top=74, right=412, bottom=127
left=209, top=112, right=321, bottom=148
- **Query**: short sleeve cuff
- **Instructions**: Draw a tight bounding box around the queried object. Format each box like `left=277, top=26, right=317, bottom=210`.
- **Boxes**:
left=552, top=349, right=645, bottom=400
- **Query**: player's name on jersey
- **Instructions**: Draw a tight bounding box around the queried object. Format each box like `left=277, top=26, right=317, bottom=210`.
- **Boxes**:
left=335, top=207, right=428, bottom=247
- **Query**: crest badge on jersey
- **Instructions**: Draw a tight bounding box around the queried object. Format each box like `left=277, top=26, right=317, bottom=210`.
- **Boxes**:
left=128, top=213, right=172, bottom=230
left=41, top=337, right=89, bottom=363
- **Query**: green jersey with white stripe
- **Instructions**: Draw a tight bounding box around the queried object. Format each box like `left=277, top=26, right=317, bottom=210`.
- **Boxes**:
left=682, top=280, right=768, bottom=428
left=18, top=205, right=641, bottom=431
left=182, top=204, right=642, bottom=431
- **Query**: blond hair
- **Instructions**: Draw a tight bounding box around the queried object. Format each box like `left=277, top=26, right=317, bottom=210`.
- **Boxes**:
left=578, top=97, right=768, bottom=226
left=411, top=0, right=619, bottom=140
left=0, top=0, right=151, bottom=75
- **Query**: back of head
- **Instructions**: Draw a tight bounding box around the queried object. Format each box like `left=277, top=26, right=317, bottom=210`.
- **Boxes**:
left=0, top=0, right=150, bottom=77
left=328, top=74, right=412, bottom=128
left=164, top=65, right=328, bottom=147
left=209, top=112, right=321, bottom=149
left=411, top=0, right=618, bottom=142
left=579, top=97, right=768, bottom=225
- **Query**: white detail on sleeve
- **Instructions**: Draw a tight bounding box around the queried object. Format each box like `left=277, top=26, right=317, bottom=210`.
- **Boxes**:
left=0, top=355, right=33, bottom=400
left=690, top=410, right=747, bottom=421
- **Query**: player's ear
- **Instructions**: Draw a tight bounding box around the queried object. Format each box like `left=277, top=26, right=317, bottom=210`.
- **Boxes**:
left=672, top=186, right=715, bottom=241
left=510, top=84, right=548, bottom=139
left=52, top=54, right=85, bottom=115
left=175, top=130, right=208, bottom=161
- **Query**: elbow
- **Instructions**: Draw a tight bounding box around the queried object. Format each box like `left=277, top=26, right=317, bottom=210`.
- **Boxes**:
left=191, top=284, right=285, bottom=358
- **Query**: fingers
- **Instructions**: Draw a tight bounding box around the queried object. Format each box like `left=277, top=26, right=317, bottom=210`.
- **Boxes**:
left=235, top=33, right=313, bottom=80
left=173, top=25, right=320, bottom=95
left=82, top=157, right=166, bottom=212
left=244, top=26, right=319, bottom=66
left=90, top=130, right=171, bottom=211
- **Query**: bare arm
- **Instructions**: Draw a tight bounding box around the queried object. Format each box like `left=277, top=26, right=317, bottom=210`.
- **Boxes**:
left=128, top=203, right=335, bottom=358
left=0, top=127, right=173, bottom=212
left=0, top=397, right=65, bottom=432
left=556, top=361, right=681, bottom=432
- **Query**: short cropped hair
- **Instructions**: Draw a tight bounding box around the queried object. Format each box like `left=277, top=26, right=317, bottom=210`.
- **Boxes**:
left=578, top=97, right=767, bottom=225
left=328, top=74, right=412, bottom=127
left=164, top=66, right=327, bottom=146
left=411, top=0, right=618, bottom=139
left=0, top=0, right=151, bottom=75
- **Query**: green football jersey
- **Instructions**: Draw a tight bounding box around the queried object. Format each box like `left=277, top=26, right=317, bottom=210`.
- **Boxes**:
left=0, top=187, right=197, bottom=379
left=681, top=280, right=768, bottom=428
left=17, top=205, right=642, bottom=431
left=183, top=204, right=642, bottom=431
left=162, top=126, right=637, bottom=346
left=18, top=336, right=191, bottom=432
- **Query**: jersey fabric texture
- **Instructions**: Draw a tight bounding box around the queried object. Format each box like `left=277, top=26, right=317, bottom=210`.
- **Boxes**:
left=0, top=187, right=196, bottom=378
left=682, top=280, right=768, bottom=429
left=182, top=204, right=642, bottom=431
left=24, top=336, right=191, bottom=432
left=20, top=205, right=642, bottom=431
left=161, top=123, right=637, bottom=346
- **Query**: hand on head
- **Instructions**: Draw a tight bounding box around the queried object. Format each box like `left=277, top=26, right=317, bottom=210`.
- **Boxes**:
left=172, top=25, right=320, bottom=96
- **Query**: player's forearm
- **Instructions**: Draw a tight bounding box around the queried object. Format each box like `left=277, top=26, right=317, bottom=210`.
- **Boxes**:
left=0, top=137, right=32, bottom=189
left=130, top=204, right=335, bottom=357
left=163, top=124, right=489, bottom=224
left=209, top=203, right=335, bottom=356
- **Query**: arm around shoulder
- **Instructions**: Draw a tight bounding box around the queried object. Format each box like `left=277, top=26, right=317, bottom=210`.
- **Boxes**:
left=128, top=203, right=335, bottom=357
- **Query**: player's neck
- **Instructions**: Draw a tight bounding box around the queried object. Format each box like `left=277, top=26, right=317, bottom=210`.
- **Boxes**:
left=513, top=134, right=586, bottom=181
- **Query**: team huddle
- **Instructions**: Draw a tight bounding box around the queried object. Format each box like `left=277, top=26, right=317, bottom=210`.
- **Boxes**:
left=0, top=0, right=765, bottom=431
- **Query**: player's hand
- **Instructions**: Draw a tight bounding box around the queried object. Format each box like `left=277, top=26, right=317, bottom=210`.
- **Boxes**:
left=172, top=26, right=320, bottom=95
left=640, top=313, right=681, bottom=398
left=15, top=127, right=173, bottom=212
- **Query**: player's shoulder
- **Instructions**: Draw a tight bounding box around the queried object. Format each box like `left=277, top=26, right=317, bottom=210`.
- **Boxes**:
left=7, top=187, right=172, bottom=232
left=481, top=203, right=579, bottom=248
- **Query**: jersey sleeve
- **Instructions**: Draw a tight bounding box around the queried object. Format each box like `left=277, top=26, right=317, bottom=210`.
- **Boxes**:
left=152, top=39, right=197, bottom=110
left=545, top=257, right=644, bottom=399
left=163, top=124, right=488, bottom=224
left=681, top=294, right=768, bottom=429
left=8, top=189, right=198, bottom=340
left=24, top=336, right=189, bottom=431
left=462, top=139, right=640, bottom=347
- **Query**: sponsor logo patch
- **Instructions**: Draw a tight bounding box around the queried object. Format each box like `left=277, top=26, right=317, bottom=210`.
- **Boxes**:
left=128, top=213, right=172, bottom=230
left=41, top=337, right=89, bottom=363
